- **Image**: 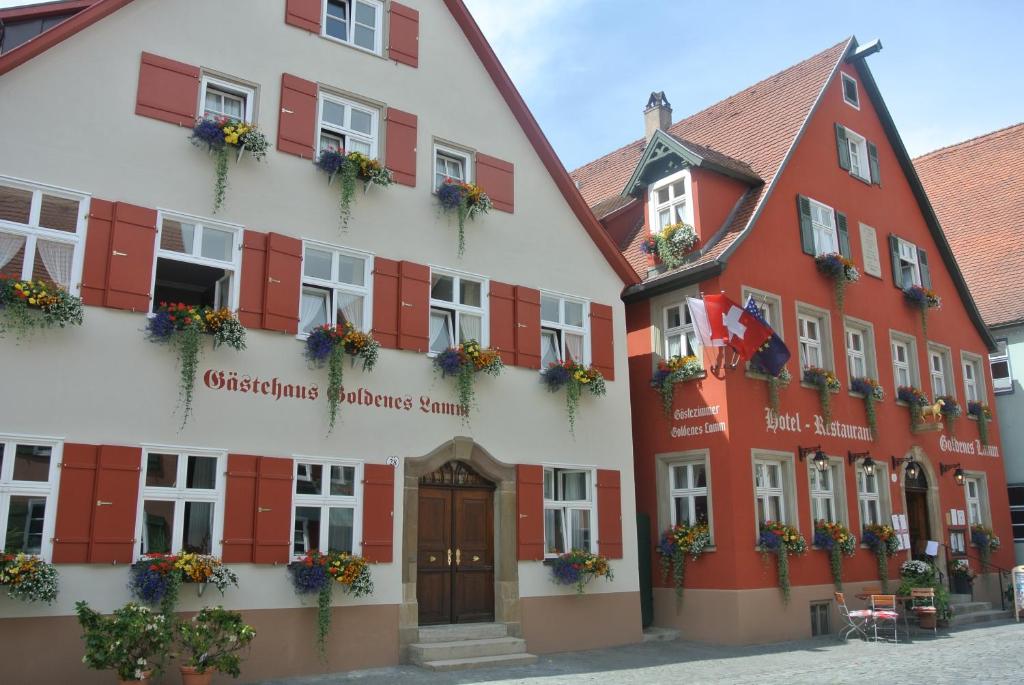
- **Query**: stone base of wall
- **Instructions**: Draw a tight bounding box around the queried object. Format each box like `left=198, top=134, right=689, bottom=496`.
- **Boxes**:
left=0, top=603, right=400, bottom=684
left=521, top=591, right=643, bottom=653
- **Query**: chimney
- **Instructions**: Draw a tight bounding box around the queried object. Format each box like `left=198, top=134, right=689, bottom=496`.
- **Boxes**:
left=644, top=91, right=672, bottom=142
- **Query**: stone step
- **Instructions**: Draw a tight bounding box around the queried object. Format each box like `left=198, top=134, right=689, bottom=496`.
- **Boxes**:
left=409, top=637, right=527, bottom=663
left=948, top=593, right=973, bottom=605
left=418, top=653, right=539, bottom=672
left=950, top=608, right=1012, bottom=627
left=642, top=627, right=681, bottom=642
left=417, top=623, right=508, bottom=643
left=951, top=601, right=993, bottom=616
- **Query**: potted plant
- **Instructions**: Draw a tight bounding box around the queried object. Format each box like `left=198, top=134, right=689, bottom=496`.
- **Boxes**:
left=437, top=178, right=492, bottom=256
left=129, top=553, right=239, bottom=615
left=897, top=559, right=951, bottom=626
left=175, top=606, right=256, bottom=684
left=896, top=385, right=931, bottom=430
left=304, top=322, right=380, bottom=432
left=967, top=401, right=993, bottom=445
left=651, top=354, right=704, bottom=417
left=432, top=339, right=504, bottom=422
left=757, top=521, right=806, bottom=602
left=286, top=551, right=374, bottom=657
left=948, top=559, right=975, bottom=595
left=802, top=367, right=840, bottom=425
left=314, top=148, right=393, bottom=230
left=814, top=252, right=860, bottom=312
left=650, top=222, right=699, bottom=269
left=863, top=523, right=900, bottom=592
left=903, top=284, right=941, bottom=335
left=76, top=601, right=170, bottom=684
left=548, top=549, right=614, bottom=594
left=0, top=276, right=84, bottom=338
left=970, top=524, right=1001, bottom=567
left=640, top=235, right=660, bottom=268
left=656, top=521, right=711, bottom=601
left=935, top=395, right=961, bottom=433
left=190, top=117, right=270, bottom=213
left=813, top=520, right=856, bottom=590
left=541, top=359, right=607, bottom=434
left=850, top=377, right=884, bottom=440
left=0, top=552, right=59, bottom=603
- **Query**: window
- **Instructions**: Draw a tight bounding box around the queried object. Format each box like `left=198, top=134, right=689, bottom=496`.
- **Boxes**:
left=742, top=288, right=783, bottom=337
left=754, top=459, right=788, bottom=525
left=928, top=345, right=953, bottom=399
left=299, top=242, right=372, bottom=336
left=663, top=302, right=699, bottom=359
left=896, top=238, right=921, bottom=289
left=292, top=458, right=361, bottom=557
left=845, top=320, right=875, bottom=381
left=543, top=467, right=594, bottom=556
left=810, top=601, right=832, bottom=637
left=200, top=76, right=254, bottom=122
left=991, top=339, right=1012, bottom=394
left=807, top=197, right=838, bottom=256
left=964, top=477, right=984, bottom=528
left=433, top=144, right=472, bottom=192
left=0, top=437, right=59, bottom=558
left=429, top=269, right=486, bottom=353
left=317, top=93, right=379, bottom=158
left=797, top=307, right=831, bottom=371
left=649, top=171, right=689, bottom=232
left=0, top=176, right=86, bottom=294
left=841, top=72, right=859, bottom=109
left=962, top=353, right=985, bottom=404
left=153, top=212, right=241, bottom=311
left=540, top=293, right=588, bottom=368
left=890, top=333, right=918, bottom=390
left=856, top=462, right=888, bottom=531
left=809, top=461, right=841, bottom=524
left=844, top=127, right=870, bottom=182
left=138, top=449, right=224, bottom=557
left=323, top=0, right=383, bottom=54
left=1008, top=485, right=1024, bottom=542
left=669, top=461, right=709, bottom=529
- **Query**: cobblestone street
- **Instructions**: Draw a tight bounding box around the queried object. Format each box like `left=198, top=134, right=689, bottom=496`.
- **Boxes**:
left=258, top=621, right=1024, bottom=685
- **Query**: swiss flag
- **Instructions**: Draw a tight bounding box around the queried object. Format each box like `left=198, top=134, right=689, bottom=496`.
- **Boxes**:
left=703, top=294, right=772, bottom=360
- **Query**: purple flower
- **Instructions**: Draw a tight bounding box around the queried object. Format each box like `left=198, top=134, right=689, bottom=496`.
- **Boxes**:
left=191, top=118, right=226, bottom=149
left=145, top=311, right=175, bottom=341
left=437, top=182, right=465, bottom=210
left=433, top=348, right=464, bottom=377
left=315, top=149, right=347, bottom=175
left=651, top=367, right=671, bottom=388
left=129, top=564, right=171, bottom=604
left=542, top=364, right=571, bottom=392
left=813, top=529, right=835, bottom=551
left=759, top=530, right=782, bottom=550
left=971, top=529, right=989, bottom=548
left=287, top=561, right=330, bottom=595
left=305, top=327, right=336, bottom=364
left=551, top=559, right=582, bottom=586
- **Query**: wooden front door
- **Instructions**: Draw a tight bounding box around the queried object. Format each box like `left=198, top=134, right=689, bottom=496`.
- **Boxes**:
left=906, top=489, right=932, bottom=558
left=417, top=463, right=495, bottom=625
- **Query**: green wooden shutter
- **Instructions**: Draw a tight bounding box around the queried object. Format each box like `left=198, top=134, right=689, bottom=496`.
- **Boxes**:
left=918, top=248, right=932, bottom=288
left=867, top=141, right=881, bottom=184
left=798, top=195, right=815, bottom=255
left=835, top=124, right=851, bottom=171
left=889, top=234, right=903, bottom=289
left=837, top=212, right=851, bottom=259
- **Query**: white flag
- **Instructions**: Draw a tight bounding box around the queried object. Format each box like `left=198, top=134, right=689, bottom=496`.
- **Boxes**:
left=686, top=297, right=725, bottom=348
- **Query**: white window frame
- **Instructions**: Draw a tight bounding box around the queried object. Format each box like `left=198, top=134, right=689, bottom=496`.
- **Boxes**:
left=317, top=92, right=380, bottom=159
left=890, top=331, right=919, bottom=391
left=648, top=169, right=693, bottom=233
left=428, top=267, right=489, bottom=354
left=844, top=317, right=876, bottom=382
left=669, top=460, right=710, bottom=532
left=433, top=142, right=473, bottom=192
left=927, top=343, right=953, bottom=399
left=0, top=174, right=89, bottom=296
left=540, top=290, right=591, bottom=367
left=964, top=475, right=988, bottom=529
left=298, top=240, right=373, bottom=338
left=152, top=210, right=243, bottom=313
left=199, top=75, right=255, bottom=123
left=796, top=302, right=832, bottom=372
left=990, top=338, right=1013, bottom=394
left=844, top=127, right=870, bottom=182
left=751, top=451, right=797, bottom=531
left=1008, top=484, right=1024, bottom=542
left=856, top=461, right=889, bottom=533
left=135, top=446, right=226, bottom=560
left=0, top=434, right=61, bottom=561
left=742, top=287, right=784, bottom=376
left=663, top=301, right=700, bottom=361
left=290, top=456, right=363, bottom=559
left=896, top=238, right=921, bottom=289
left=542, top=464, right=597, bottom=558
left=807, top=196, right=838, bottom=256
left=841, top=72, right=860, bottom=109
left=321, top=0, right=384, bottom=55
left=809, top=458, right=846, bottom=525
left=961, top=352, right=986, bottom=405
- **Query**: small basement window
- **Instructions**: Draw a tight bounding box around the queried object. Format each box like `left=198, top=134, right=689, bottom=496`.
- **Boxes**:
left=153, top=213, right=241, bottom=311
left=810, top=601, right=832, bottom=636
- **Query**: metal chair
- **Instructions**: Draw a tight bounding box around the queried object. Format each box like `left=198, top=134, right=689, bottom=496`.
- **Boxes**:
left=870, top=594, right=899, bottom=643
left=910, top=587, right=937, bottom=635
left=834, top=592, right=872, bottom=641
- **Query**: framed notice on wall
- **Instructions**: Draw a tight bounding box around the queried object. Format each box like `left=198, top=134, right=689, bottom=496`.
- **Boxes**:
left=949, top=527, right=967, bottom=556
left=859, top=223, right=883, bottom=278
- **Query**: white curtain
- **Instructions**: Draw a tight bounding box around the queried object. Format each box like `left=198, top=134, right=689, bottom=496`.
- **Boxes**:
left=565, top=332, right=584, bottom=363
left=336, top=292, right=363, bottom=330
left=563, top=472, right=587, bottom=500
left=541, top=331, right=559, bottom=367
left=458, top=313, right=481, bottom=344
left=299, top=290, right=329, bottom=334
left=0, top=232, right=25, bottom=272
left=429, top=311, right=451, bottom=352
left=36, top=239, right=73, bottom=288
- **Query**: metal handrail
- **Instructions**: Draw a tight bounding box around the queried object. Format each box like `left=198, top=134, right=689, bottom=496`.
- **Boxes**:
left=937, top=542, right=1012, bottom=611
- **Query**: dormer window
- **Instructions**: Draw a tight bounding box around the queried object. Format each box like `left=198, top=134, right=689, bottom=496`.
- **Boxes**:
left=649, top=171, right=691, bottom=232
left=841, top=73, right=859, bottom=109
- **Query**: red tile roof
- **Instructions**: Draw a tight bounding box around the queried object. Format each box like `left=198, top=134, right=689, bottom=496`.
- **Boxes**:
left=572, top=39, right=851, bottom=277
left=915, top=122, right=1024, bottom=328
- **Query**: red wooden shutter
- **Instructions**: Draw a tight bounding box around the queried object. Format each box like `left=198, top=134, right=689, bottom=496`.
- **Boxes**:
left=105, top=202, right=157, bottom=312
left=89, top=446, right=142, bottom=564
left=238, top=230, right=268, bottom=329
left=362, top=464, right=395, bottom=563
left=596, top=469, right=623, bottom=559
left=262, top=232, right=302, bottom=334
left=285, top=0, right=321, bottom=33
left=398, top=260, right=430, bottom=352
left=81, top=199, right=113, bottom=306
left=221, top=454, right=259, bottom=563
left=278, top=73, right=318, bottom=159
left=371, top=257, right=400, bottom=349
left=52, top=443, right=99, bottom=563
left=514, top=286, right=541, bottom=369
left=476, top=153, right=514, bottom=213
left=254, top=457, right=293, bottom=563
left=385, top=108, right=417, bottom=187
left=590, top=303, right=615, bottom=381
left=387, top=2, right=419, bottom=68
left=135, top=52, right=200, bottom=126
left=516, top=464, right=544, bottom=560
left=489, top=281, right=516, bottom=365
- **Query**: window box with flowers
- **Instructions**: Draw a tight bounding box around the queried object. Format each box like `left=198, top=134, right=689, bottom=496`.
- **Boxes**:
left=0, top=276, right=83, bottom=338
left=896, top=385, right=931, bottom=431
left=850, top=377, right=884, bottom=440
left=903, top=285, right=941, bottom=335
left=751, top=362, right=792, bottom=417
left=437, top=179, right=492, bottom=257
left=967, top=401, right=993, bottom=445
left=190, top=117, right=270, bottom=213
left=286, top=551, right=373, bottom=657
left=813, top=520, right=856, bottom=590
left=651, top=354, right=704, bottom=417
left=128, top=553, right=239, bottom=616
left=314, top=149, right=393, bottom=230
left=802, top=367, right=841, bottom=425
left=970, top=524, right=1000, bottom=567
left=0, top=553, right=59, bottom=604
left=542, top=360, right=607, bottom=434
left=862, top=523, right=900, bottom=592
left=757, top=521, right=806, bottom=602
left=934, top=395, right=961, bottom=434
left=548, top=549, right=613, bottom=594
left=433, top=340, right=504, bottom=421
left=642, top=222, right=699, bottom=270
left=656, top=522, right=711, bottom=601
left=815, top=253, right=859, bottom=313
left=304, top=322, right=380, bottom=433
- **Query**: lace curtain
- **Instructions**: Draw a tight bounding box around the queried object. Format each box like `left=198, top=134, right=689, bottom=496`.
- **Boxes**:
left=458, top=313, right=481, bottom=344
left=336, top=292, right=363, bottom=330
left=0, top=232, right=25, bottom=272
left=36, top=239, right=73, bottom=288
left=299, top=290, right=328, bottom=334
left=565, top=333, right=584, bottom=363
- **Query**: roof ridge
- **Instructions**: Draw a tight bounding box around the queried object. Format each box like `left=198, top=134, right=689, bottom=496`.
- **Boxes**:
left=914, top=121, right=1024, bottom=162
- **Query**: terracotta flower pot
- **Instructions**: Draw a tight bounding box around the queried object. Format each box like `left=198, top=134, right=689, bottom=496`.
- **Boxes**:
left=917, top=610, right=937, bottom=629
left=180, top=667, right=214, bottom=685
left=118, top=671, right=152, bottom=685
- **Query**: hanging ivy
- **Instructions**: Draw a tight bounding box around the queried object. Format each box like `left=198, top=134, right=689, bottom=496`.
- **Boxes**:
left=802, top=367, right=840, bottom=426
left=304, top=323, right=380, bottom=432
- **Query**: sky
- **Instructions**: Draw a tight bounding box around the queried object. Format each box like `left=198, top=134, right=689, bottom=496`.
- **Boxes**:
left=3, top=0, right=1020, bottom=171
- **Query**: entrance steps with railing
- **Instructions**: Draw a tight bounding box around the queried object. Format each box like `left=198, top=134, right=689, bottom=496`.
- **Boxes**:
left=948, top=594, right=1012, bottom=628
left=410, top=623, right=538, bottom=671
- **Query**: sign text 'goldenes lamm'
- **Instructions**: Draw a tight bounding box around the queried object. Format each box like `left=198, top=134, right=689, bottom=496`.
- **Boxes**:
left=202, top=369, right=467, bottom=417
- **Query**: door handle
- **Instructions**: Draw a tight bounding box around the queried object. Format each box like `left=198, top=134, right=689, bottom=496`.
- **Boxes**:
left=401, top=301, right=414, bottom=308
left=472, top=555, right=480, bottom=562
left=456, top=549, right=461, bottom=566
left=267, top=277, right=281, bottom=284
left=111, top=250, right=127, bottom=257
left=516, top=323, right=528, bottom=328
left=282, top=108, right=295, bottom=114
left=257, top=507, right=272, bottom=513
left=447, top=548, right=452, bottom=566
left=96, top=500, right=113, bottom=506
left=429, top=555, right=437, bottom=563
